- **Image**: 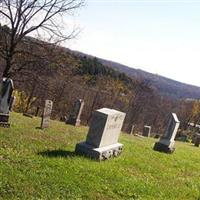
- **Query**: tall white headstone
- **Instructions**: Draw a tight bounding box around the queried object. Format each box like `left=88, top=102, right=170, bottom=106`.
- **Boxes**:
left=75, top=108, right=126, bottom=160
left=153, top=113, right=180, bottom=153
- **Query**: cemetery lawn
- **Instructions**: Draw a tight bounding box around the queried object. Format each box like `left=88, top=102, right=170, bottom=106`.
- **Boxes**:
left=1, top=113, right=200, bottom=200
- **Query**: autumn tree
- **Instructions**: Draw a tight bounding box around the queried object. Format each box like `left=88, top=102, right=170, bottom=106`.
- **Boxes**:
left=0, top=0, right=84, bottom=77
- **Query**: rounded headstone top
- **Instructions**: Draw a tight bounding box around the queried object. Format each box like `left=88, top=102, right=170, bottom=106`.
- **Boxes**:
left=2, top=77, right=14, bottom=90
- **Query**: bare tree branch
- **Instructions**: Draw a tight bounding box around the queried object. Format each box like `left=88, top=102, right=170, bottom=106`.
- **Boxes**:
left=0, top=0, right=84, bottom=77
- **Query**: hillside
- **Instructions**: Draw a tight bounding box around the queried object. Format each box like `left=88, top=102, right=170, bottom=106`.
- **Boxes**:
left=99, top=59, right=200, bottom=99
left=0, top=112, right=200, bottom=199
left=71, top=49, right=200, bottom=99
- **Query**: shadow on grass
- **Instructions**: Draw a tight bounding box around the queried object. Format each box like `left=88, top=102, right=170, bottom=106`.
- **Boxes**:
left=38, top=150, right=76, bottom=158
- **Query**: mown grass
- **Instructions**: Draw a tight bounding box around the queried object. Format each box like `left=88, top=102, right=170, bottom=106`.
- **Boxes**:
left=0, top=112, right=200, bottom=200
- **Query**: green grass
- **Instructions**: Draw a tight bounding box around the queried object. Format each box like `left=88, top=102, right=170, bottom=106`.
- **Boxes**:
left=1, top=112, right=200, bottom=200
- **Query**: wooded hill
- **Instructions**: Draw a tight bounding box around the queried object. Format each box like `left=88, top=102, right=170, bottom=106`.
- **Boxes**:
left=73, top=50, right=200, bottom=100
left=0, top=25, right=200, bottom=134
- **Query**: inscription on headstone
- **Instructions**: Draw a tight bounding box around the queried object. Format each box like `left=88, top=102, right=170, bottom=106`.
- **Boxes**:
left=66, top=99, right=84, bottom=126
left=153, top=113, right=180, bottom=153
left=0, top=78, right=14, bottom=127
left=75, top=108, right=126, bottom=161
left=40, top=100, right=53, bottom=129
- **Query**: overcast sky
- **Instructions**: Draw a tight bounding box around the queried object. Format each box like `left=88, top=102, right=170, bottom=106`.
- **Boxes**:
left=69, top=0, right=200, bottom=86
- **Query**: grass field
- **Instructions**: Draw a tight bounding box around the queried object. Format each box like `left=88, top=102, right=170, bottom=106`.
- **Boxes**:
left=0, top=112, right=200, bottom=200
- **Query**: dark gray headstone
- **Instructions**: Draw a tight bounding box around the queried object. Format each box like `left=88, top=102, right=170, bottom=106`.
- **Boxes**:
left=143, top=125, right=151, bottom=137
left=66, top=99, right=84, bottom=126
left=194, top=133, right=200, bottom=147
left=154, top=113, right=180, bottom=153
left=0, top=78, right=14, bottom=127
left=40, top=100, right=53, bottom=129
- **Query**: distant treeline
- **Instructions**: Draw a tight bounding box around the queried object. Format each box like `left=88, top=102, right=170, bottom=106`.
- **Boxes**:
left=77, top=56, right=134, bottom=88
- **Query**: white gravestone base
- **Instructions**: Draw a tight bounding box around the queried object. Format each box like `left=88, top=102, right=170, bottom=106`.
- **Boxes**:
left=75, top=142, right=123, bottom=161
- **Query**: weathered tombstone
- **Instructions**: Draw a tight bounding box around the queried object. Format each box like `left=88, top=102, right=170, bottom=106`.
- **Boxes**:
left=130, top=125, right=135, bottom=135
left=75, top=108, right=126, bottom=161
left=0, top=78, right=14, bottom=127
left=40, top=100, right=53, bottom=129
left=66, top=99, right=84, bottom=126
left=175, top=133, right=188, bottom=142
left=9, top=96, right=16, bottom=112
left=192, top=133, right=199, bottom=144
left=153, top=113, right=180, bottom=153
left=143, top=125, right=151, bottom=137
left=194, top=133, right=200, bottom=147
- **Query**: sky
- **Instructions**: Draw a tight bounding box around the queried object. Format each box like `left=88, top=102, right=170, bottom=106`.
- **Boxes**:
left=68, top=0, right=200, bottom=86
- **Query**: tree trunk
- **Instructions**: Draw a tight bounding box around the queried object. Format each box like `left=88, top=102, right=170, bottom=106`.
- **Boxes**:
left=3, top=56, right=12, bottom=77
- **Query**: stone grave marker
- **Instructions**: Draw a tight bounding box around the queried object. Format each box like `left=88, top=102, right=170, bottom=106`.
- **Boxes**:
left=66, top=99, right=84, bottom=126
left=40, top=100, right=53, bottom=129
left=130, top=125, right=135, bottom=135
left=0, top=78, right=14, bottom=127
left=192, top=132, right=200, bottom=144
left=153, top=113, right=180, bottom=153
left=143, top=125, right=151, bottom=137
left=75, top=108, right=126, bottom=161
left=194, top=133, right=200, bottom=147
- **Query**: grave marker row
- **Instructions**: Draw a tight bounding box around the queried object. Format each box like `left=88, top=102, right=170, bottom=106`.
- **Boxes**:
left=0, top=78, right=187, bottom=160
